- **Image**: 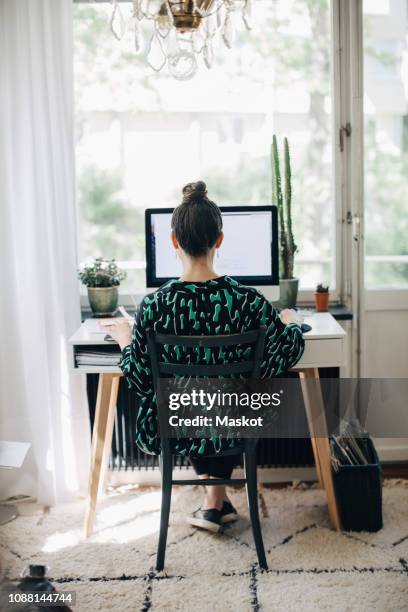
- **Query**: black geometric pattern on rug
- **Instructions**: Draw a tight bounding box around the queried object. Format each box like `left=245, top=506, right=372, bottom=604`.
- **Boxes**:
left=2, top=486, right=408, bottom=612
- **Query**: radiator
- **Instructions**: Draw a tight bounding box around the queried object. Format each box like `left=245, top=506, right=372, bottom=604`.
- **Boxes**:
left=86, top=374, right=328, bottom=469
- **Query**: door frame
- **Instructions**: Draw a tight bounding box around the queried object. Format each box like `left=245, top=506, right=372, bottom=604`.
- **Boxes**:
left=332, top=0, right=365, bottom=377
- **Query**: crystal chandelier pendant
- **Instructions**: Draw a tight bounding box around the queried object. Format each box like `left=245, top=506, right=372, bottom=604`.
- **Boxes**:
left=206, top=12, right=218, bottom=38
left=222, top=11, right=235, bottom=49
left=192, top=0, right=208, bottom=18
left=166, top=28, right=181, bottom=58
left=134, top=19, right=142, bottom=52
left=217, top=4, right=225, bottom=29
left=168, top=50, right=198, bottom=80
left=145, top=0, right=163, bottom=18
left=155, top=1, right=173, bottom=37
left=192, top=30, right=205, bottom=54
left=133, top=0, right=144, bottom=21
left=203, top=39, right=214, bottom=69
left=110, top=1, right=126, bottom=41
left=110, top=0, right=251, bottom=78
left=156, top=18, right=172, bottom=39
left=242, top=0, right=252, bottom=30
left=147, top=35, right=167, bottom=71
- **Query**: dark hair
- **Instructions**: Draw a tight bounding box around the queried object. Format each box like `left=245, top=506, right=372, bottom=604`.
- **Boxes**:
left=171, top=181, right=222, bottom=257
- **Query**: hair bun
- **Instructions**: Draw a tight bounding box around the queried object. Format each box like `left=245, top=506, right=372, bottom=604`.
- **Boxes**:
left=182, top=181, right=208, bottom=204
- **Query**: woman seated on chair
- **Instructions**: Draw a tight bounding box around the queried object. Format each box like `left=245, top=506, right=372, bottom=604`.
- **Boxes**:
left=103, top=181, right=305, bottom=533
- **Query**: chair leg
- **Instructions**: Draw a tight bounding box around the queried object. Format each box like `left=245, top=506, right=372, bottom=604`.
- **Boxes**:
left=156, top=452, right=173, bottom=571
left=244, top=450, right=268, bottom=570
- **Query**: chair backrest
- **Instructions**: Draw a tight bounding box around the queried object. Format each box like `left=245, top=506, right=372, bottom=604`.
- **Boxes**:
left=146, top=327, right=267, bottom=442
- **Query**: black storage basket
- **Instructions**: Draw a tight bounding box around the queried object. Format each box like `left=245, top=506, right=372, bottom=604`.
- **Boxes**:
left=333, top=437, right=383, bottom=532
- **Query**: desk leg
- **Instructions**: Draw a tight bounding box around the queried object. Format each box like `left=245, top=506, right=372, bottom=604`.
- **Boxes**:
left=299, top=368, right=341, bottom=531
left=84, top=373, right=120, bottom=537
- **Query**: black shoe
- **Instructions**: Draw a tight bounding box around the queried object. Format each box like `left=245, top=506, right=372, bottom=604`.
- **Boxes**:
left=187, top=508, right=222, bottom=533
left=220, top=501, right=239, bottom=524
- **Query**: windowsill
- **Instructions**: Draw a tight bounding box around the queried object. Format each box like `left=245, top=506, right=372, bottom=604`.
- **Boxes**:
left=80, top=303, right=353, bottom=322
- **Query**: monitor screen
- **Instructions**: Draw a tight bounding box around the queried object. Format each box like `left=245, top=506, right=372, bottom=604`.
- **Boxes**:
left=145, top=205, right=278, bottom=287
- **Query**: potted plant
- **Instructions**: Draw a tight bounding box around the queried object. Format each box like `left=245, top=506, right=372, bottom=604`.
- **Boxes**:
left=78, top=257, right=126, bottom=317
left=315, top=283, right=330, bottom=312
left=271, top=135, right=298, bottom=308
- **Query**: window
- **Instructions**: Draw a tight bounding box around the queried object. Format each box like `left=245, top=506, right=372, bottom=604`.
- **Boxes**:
left=364, top=0, right=408, bottom=288
left=74, top=0, right=335, bottom=294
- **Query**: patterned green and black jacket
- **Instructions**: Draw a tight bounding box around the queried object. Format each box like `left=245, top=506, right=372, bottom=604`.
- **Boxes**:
left=119, top=275, right=304, bottom=457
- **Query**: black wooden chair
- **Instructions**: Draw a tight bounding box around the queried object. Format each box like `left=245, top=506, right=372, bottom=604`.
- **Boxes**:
left=146, top=327, right=268, bottom=571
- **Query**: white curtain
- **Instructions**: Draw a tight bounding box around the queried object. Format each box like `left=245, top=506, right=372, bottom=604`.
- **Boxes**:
left=0, top=0, right=91, bottom=504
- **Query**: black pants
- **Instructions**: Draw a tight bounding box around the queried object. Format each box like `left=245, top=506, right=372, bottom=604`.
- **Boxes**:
left=189, top=454, right=239, bottom=479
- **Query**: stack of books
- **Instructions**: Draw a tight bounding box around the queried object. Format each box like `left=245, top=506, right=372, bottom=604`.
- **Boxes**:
left=76, top=351, right=121, bottom=368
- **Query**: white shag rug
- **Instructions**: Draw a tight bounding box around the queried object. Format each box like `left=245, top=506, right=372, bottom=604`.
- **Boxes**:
left=1, top=480, right=408, bottom=612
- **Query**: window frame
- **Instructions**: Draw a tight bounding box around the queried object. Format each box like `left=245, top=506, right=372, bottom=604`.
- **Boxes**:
left=74, top=0, right=354, bottom=308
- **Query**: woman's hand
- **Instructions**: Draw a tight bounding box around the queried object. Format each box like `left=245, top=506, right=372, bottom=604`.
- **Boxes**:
left=99, top=318, right=132, bottom=350
left=279, top=309, right=303, bottom=326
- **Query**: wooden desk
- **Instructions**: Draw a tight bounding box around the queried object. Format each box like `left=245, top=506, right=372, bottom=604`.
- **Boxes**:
left=70, top=312, right=347, bottom=536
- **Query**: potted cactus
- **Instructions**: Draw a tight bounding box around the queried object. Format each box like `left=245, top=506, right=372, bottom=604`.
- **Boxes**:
left=271, top=135, right=298, bottom=308
left=78, top=257, right=126, bottom=317
left=314, top=283, right=330, bottom=312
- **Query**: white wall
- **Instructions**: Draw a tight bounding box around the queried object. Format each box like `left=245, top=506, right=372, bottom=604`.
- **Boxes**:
left=362, top=290, right=408, bottom=461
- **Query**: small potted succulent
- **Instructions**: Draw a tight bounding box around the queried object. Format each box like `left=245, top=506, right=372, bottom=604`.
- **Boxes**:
left=314, top=283, right=330, bottom=312
left=78, top=257, right=126, bottom=317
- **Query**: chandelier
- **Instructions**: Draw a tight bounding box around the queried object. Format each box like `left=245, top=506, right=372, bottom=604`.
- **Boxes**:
left=110, top=0, right=253, bottom=80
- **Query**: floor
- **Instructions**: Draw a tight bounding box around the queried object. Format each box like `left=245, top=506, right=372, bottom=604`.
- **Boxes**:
left=0, top=479, right=407, bottom=611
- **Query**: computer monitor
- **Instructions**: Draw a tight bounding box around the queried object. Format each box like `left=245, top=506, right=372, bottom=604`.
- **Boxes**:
left=145, top=205, right=280, bottom=301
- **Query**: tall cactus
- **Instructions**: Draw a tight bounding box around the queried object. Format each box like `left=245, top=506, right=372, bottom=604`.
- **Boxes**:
left=283, top=137, right=297, bottom=278
left=271, top=135, right=297, bottom=279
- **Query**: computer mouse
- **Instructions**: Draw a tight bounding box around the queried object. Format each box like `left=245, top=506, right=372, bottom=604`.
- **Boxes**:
left=301, top=323, right=312, bottom=333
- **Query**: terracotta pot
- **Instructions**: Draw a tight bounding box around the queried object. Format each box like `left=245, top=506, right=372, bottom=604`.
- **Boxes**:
left=314, top=291, right=329, bottom=312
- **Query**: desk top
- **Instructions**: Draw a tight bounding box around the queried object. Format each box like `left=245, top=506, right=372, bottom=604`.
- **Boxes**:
left=69, top=312, right=346, bottom=346
left=70, top=313, right=347, bottom=371
left=301, top=312, right=346, bottom=339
